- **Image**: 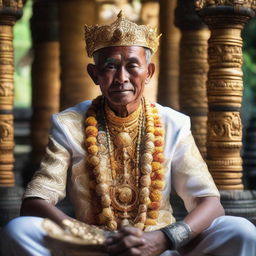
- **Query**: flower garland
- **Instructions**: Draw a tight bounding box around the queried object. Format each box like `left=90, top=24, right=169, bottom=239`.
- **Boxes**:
left=84, top=96, right=165, bottom=230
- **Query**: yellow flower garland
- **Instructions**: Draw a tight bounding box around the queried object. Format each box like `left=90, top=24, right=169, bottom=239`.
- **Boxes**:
left=84, top=96, right=166, bottom=230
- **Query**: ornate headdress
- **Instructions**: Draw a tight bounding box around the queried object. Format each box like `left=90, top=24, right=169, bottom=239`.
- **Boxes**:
left=84, top=11, right=160, bottom=57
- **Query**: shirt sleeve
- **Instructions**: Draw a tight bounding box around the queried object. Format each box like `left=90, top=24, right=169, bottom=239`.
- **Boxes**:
left=171, top=119, right=220, bottom=212
left=23, top=115, right=71, bottom=205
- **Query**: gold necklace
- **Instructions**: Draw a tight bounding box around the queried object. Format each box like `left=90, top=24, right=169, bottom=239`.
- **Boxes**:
left=104, top=101, right=144, bottom=227
left=84, top=96, right=166, bottom=230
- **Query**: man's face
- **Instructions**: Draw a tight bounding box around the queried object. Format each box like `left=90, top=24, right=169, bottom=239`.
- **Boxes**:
left=88, top=46, right=154, bottom=111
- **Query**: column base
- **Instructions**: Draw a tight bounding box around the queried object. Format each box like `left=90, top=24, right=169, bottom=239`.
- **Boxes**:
left=220, top=190, right=256, bottom=225
left=0, top=186, right=23, bottom=226
left=171, top=190, right=256, bottom=226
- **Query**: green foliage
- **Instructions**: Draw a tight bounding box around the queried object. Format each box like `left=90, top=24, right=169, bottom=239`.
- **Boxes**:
left=13, top=0, right=32, bottom=108
left=242, top=18, right=256, bottom=94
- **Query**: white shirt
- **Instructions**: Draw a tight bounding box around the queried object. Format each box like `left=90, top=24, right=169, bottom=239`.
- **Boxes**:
left=24, top=100, right=219, bottom=231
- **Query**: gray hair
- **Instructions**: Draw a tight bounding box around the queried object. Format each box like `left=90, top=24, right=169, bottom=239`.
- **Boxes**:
left=144, top=48, right=152, bottom=64
left=92, top=47, right=152, bottom=65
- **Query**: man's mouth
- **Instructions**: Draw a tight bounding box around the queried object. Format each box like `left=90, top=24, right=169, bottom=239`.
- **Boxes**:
left=110, top=89, right=133, bottom=93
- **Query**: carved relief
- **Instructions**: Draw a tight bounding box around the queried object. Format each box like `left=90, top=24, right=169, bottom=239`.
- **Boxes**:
left=177, top=4, right=209, bottom=158
left=0, top=41, right=13, bottom=52
left=207, top=158, right=242, bottom=168
left=195, top=0, right=256, bottom=9
left=180, top=95, right=208, bottom=109
left=0, top=0, right=23, bottom=9
left=191, top=116, right=207, bottom=158
left=0, top=26, right=14, bottom=112
left=208, top=45, right=243, bottom=67
left=208, top=80, right=243, bottom=93
left=181, top=44, right=208, bottom=59
left=0, top=114, right=14, bottom=186
left=0, top=115, right=14, bottom=148
left=208, top=112, right=242, bottom=140
left=0, top=0, right=22, bottom=187
left=192, top=117, right=207, bottom=134
left=180, top=75, right=208, bottom=90
left=196, top=3, right=256, bottom=189
left=0, top=82, right=14, bottom=97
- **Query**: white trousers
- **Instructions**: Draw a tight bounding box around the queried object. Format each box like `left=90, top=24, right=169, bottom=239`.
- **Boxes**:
left=0, top=216, right=256, bottom=256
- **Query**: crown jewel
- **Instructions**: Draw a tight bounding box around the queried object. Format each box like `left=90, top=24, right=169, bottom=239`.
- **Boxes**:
left=84, top=11, right=160, bottom=57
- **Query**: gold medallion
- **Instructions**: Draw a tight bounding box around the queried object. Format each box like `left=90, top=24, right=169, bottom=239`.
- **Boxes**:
left=110, top=184, right=138, bottom=213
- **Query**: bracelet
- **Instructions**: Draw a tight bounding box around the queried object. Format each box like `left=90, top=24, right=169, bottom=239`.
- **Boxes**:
left=160, top=221, right=192, bottom=250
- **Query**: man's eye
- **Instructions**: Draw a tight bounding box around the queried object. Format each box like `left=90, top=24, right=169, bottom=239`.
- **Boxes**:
left=105, top=64, right=116, bottom=69
left=127, top=63, right=138, bottom=68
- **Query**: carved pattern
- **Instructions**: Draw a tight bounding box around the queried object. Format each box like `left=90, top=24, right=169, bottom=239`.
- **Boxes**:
left=208, top=45, right=243, bottom=66
left=195, top=0, right=256, bottom=9
left=0, top=0, right=23, bottom=9
left=84, top=11, right=160, bottom=57
left=0, top=116, right=13, bottom=146
left=181, top=44, right=208, bottom=59
left=207, top=158, right=242, bottom=167
left=0, top=26, right=14, bottom=111
left=0, top=115, right=14, bottom=185
left=176, top=2, right=209, bottom=158
left=0, top=82, right=13, bottom=97
left=208, top=80, right=243, bottom=92
left=0, top=0, right=22, bottom=186
left=208, top=112, right=242, bottom=140
left=191, top=116, right=207, bottom=157
left=197, top=2, right=255, bottom=189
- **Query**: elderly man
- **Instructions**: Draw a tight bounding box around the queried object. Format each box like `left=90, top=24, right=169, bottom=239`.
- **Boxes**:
left=1, top=12, right=256, bottom=256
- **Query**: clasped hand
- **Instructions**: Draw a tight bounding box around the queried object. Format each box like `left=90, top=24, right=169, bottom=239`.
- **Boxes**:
left=105, top=226, right=170, bottom=256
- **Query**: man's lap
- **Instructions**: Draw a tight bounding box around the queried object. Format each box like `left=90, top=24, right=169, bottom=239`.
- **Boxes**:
left=1, top=215, right=255, bottom=256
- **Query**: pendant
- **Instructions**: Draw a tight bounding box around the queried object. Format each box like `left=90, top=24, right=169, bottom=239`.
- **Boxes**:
left=110, top=184, right=138, bottom=213
left=114, top=132, right=132, bottom=148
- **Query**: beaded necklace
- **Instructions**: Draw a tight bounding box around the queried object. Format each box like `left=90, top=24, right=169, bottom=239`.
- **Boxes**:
left=84, top=96, right=165, bottom=230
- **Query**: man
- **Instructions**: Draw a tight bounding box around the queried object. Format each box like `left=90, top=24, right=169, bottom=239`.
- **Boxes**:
left=1, top=11, right=256, bottom=256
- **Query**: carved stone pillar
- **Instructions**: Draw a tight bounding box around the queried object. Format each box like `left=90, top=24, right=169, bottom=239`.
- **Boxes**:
left=175, top=0, right=210, bottom=158
left=243, top=115, right=256, bottom=189
left=0, top=1, right=22, bottom=186
left=158, top=0, right=180, bottom=110
left=25, top=0, right=60, bottom=184
left=195, top=1, right=256, bottom=190
left=0, top=0, right=24, bottom=226
left=140, top=0, right=159, bottom=102
left=58, top=0, right=100, bottom=110
left=95, top=0, right=139, bottom=25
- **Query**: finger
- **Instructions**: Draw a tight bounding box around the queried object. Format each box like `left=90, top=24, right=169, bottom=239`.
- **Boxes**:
left=118, top=226, right=143, bottom=237
left=105, top=232, right=126, bottom=245
left=107, top=235, right=146, bottom=255
left=106, top=227, right=143, bottom=245
left=119, top=247, right=141, bottom=256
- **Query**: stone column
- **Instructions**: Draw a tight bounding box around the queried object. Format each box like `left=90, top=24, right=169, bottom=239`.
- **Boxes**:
left=243, top=115, right=256, bottom=189
left=0, top=0, right=23, bottom=226
left=175, top=0, right=210, bottom=158
left=58, top=0, right=100, bottom=110
left=195, top=0, right=256, bottom=190
left=95, top=0, right=139, bottom=25
left=158, top=0, right=180, bottom=110
left=25, top=0, right=60, bottom=185
left=139, top=0, right=159, bottom=102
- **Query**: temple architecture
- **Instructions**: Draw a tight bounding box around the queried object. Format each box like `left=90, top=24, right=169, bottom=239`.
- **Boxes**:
left=0, top=0, right=256, bottom=226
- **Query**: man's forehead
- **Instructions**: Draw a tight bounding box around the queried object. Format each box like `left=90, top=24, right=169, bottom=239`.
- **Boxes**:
left=96, top=46, right=146, bottom=59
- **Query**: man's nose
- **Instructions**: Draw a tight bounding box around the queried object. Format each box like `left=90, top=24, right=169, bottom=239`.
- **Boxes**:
left=114, top=66, right=129, bottom=84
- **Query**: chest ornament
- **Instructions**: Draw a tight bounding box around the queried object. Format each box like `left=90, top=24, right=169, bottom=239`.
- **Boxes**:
left=84, top=96, right=166, bottom=231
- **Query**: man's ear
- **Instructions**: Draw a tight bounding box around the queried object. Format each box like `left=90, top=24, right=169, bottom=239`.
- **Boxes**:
left=87, top=64, right=99, bottom=85
left=145, top=63, right=155, bottom=85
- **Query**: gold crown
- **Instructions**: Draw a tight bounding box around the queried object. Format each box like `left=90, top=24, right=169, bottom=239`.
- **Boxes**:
left=84, top=11, right=160, bottom=57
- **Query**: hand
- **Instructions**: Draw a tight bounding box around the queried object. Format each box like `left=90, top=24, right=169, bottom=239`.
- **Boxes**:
left=105, top=226, right=170, bottom=256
